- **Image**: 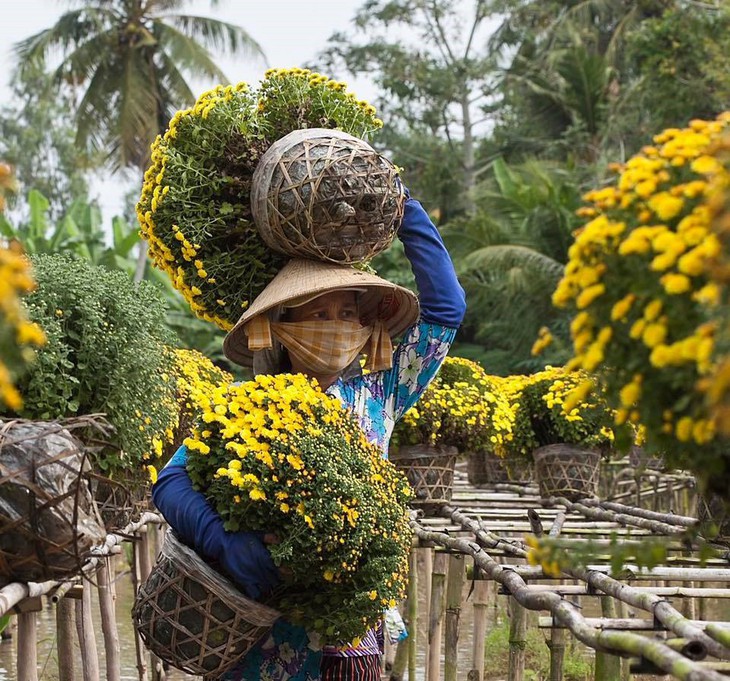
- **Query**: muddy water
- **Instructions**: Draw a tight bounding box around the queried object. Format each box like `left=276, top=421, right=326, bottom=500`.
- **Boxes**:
left=0, top=553, right=727, bottom=681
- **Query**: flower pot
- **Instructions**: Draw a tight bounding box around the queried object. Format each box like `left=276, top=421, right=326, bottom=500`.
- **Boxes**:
left=133, top=529, right=281, bottom=677
left=0, top=419, right=106, bottom=587
left=467, top=451, right=534, bottom=485
left=532, top=444, right=601, bottom=502
left=390, top=444, right=457, bottom=513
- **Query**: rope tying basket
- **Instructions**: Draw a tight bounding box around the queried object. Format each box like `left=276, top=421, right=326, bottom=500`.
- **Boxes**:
left=467, top=450, right=534, bottom=485
left=390, top=444, right=457, bottom=513
left=252, top=128, right=404, bottom=263
left=532, top=444, right=601, bottom=502
left=0, top=417, right=106, bottom=587
left=133, top=529, right=281, bottom=677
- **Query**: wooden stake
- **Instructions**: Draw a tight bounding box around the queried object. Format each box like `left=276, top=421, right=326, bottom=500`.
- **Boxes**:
left=444, top=555, right=464, bottom=681
left=131, top=540, right=149, bottom=681
left=468, top=578, right=490, bottom=681
left=407, top=547, right=418, bottom=681
left=548, top=627, right=565, bottom=681
left=75, top=584, right=100, bottom=681
left=594, top=596, right=621, bottom=681
left=17, top=611, right=38, bottom=681
left=507, top=596, right=526, bottom=681
left=426, top=552, right=448, bottom=681
left=56, top=597, right=76, bottom=681
left=98, top=559, right=121, bottom=681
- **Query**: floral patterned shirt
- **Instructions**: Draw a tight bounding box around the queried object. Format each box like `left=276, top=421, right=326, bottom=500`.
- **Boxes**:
left=222, top=321, right=456, bottom=680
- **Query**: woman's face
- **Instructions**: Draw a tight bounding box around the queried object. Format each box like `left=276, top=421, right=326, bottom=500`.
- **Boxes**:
left=286, top=290, right=359, bottom=323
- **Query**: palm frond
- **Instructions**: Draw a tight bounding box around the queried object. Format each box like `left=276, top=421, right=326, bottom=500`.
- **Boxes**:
left=462, top=244, right=565, bottom=282
left=163, top=14, right=265, bottom=61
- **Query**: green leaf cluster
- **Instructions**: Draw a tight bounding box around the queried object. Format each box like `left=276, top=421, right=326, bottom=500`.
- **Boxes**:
left=8, top=254, right=178, bottom=478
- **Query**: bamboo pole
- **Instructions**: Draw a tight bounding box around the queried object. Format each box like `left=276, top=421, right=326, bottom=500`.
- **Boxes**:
left=17, top=611, right=38, bottom=681
left=75, top=584, right=100, bottom=681
left=427, top=552, right=448, bottom=681
left=594, top=596, right=621, bottom=681
left=412, top=522, right=728, bottom=680
left=548, top=627, right=565, bottom=681
left=468, top=579, right=490, bottom=681
left=98, top=558, right=121, bottom=681
left=57, top=596, right=76, bottom=681
left=507, top=596, right=526, bottom=681
left=407, top=547, right=418, bottom=681
left=131, top=540, right=149, bottom=681
left=444, top=554, right=464, bottom=681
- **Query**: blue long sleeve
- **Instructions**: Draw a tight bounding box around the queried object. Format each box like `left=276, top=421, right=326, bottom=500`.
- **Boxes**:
left=152, top=447, right=280, bottom=600
left=399, top=197, right=466, bottom=328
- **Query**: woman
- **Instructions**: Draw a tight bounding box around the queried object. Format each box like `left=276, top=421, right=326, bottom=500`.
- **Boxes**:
left=152, top=191, right=466, bottom=680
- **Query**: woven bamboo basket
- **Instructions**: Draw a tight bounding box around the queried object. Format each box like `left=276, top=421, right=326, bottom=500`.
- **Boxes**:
left=251, top=128, right=404, bottom=264
left=532, top=444, right=601, bottom=502
left=697, top=493, right=730, bottom=545
left=467, top=450, right=534, bottom=485
left=133, top=529, right=281, bottom=677
left=390, top=444, right=457, bottom=513
left=0, top=418, right=106, bottom=587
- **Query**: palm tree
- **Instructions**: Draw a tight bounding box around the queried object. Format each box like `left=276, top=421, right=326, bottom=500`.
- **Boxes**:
left=14, top=0, right=265, bottom=172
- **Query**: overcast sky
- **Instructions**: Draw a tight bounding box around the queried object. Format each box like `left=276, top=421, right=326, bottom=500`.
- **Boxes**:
left=0, top=0, right=378, bottom=221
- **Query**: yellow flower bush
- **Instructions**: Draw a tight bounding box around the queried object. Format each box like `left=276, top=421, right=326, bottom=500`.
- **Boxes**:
left=520, top=366, right=615, bottom=452
left=0, top=242, right=45, bottom=410
left=394, top=357, right=514, bottom=454
left=137, top=68, right=384, bottom=331
left=553, top=113, right=730, bottom=487
left=183, top=373, right=412, bottom=643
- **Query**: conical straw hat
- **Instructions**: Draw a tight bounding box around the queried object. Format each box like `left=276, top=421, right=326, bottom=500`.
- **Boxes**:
left=223, top=258, right=420, bottom=367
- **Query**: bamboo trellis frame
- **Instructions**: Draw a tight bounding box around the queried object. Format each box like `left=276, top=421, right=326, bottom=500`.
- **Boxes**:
left=0, top=465, right=728, bottom=681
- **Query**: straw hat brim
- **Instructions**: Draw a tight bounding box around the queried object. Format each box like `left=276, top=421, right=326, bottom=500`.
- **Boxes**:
left=223, top=258, right=420, bottom=368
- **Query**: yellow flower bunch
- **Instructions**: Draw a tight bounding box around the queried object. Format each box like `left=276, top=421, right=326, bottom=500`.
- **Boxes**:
left=553, top=113, right=730, bottom=477
left=395, top=356, right=514, bottom=454
left=520, top=366, right=615, bottom=452
left=183, top=373, right=412, bottom=644
left=137, top=68, right=384, bottom=331
left=0, top=242, right=45, bottom=410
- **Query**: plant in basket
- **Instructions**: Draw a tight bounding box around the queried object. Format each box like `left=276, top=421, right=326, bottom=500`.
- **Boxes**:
left=183, top=372, right=413, bottom=645
left=519, top=366, right=616, bottom=500
left=137, top=68, right=387, bottom=332
left=552, top=112, right=730, bottom=497
left=5, top=254, right=179, bottom=490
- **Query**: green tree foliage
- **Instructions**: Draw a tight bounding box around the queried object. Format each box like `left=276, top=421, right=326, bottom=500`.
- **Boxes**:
left=0, top=63, right=92, bottom=221
left=13, top=0, right=265, bottom=171
left=318, top=0, right=499, bottom=215
left=443, top=158, right=582, bottom=373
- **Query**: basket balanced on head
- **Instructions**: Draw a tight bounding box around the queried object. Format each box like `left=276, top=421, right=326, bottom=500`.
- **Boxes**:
left=252, top=128, right=404, bottom=263
left=137, top=68, right=393, bottom=332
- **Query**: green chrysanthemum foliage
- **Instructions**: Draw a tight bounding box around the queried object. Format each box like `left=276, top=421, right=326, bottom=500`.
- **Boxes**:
left=137, top=68, right=384, bottom=331
left=8, top=254, right=178, bottom=479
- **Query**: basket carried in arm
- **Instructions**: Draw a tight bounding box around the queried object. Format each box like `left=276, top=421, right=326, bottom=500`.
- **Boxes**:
left=133, top=528, right=281, bottom=677
left=252, top=128, right=404, bottom=263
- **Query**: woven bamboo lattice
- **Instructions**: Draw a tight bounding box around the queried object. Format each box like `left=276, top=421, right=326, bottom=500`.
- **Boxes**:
left=467, top=450, right=534, bottom=485
left=532, top=444, right=601, bottom=501
left=252, top=128, right=404, bottom=264
left=390, top=444, right=457, bottom=513
left=0, top=418, right=107, bottom=586
left=133, top=529, right=281, bottom=677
